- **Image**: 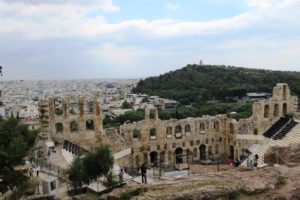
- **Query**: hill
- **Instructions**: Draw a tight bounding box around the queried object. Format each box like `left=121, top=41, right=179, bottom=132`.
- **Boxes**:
left=132, top=65, right=300, bottom=105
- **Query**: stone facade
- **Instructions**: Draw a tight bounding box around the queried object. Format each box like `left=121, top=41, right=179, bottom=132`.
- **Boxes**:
left=40, top=95, right=105, bottom=150
left=39, top=83, right=298, bottom=168
left=120, top=83, right=298, bottom=168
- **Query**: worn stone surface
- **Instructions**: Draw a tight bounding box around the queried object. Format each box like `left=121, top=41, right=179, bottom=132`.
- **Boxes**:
left=264, top=143, right=300, bottom=165
left=39, top=84, right=299, bottom=171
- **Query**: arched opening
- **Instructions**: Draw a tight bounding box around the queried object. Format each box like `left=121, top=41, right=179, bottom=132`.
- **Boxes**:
left=264, top=105, right=270, bottom=118
left=175, top=125, right=182, bottom=138
left=86, top=99, right=93, bottom=114
left=69, top=99, right=77, bottom=115
left=135, top=155, right=140, bottom=167
left=283, top=103, right=287, bottom=115
left=150, top=151, right=158, bottom=165
left=175, top=148, right=183, bottom=164
left=175, top=125, right=182, bottom=133
left=199, top=144, right=206, bottom=160
left=230, top=145, right=234, bottom=160
left=55, top=123, right=63, bottom=133
left=160, top=151, right=165, bottom=162
left=54, top=98, right=63, bottom=116
left=274, top=104, right=279, bottom=117
left=166, top=126, right=172, bottom=138
left=215, top=144, right=219, bottom=155
left=214, top=121, right=219, bottom=132
left=229, top=123, right=234, bottom=134
left=70, top=121, right=78, bottom=132
left=283, top=85, right=287, bottom=100
left=149, top=109, right=157, bottom=119
left=133, top=129, right=141, bottom=139
left=86, top=119, right=94, bottom=130
left=200, top=123, right=205, bottom=131
left=185, top=124, right=191, bottom=133
left=150, top=128, right=157, bottom=139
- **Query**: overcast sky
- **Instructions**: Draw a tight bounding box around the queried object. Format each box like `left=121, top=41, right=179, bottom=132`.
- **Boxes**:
left=1, top=0, right=300, bottom=80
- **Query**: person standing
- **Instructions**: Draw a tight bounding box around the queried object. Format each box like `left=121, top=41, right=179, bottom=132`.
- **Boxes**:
left=253, top=154, right=259, bottom=168
left=119, top=168, right=124, bottom=183
left=141, top=163, right=147, bottom=184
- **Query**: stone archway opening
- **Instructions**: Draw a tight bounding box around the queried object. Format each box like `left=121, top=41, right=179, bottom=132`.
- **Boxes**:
left=264, top=104, right=270, bottom=118
left=150, top=151, right=158, bottom=166
left=86, top=119, right=94, bottom=130
left=175, top=148, right=183, bottom=164
left=283, top=103, right=287, bottom=115
left=199, top=144, right=206, bottom=160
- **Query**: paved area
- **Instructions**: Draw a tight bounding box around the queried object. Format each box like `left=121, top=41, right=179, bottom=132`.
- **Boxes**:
left=48, top=145, right=69, bottom=169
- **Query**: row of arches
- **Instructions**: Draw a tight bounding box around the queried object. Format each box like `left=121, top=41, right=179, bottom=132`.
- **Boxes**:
left=54, top=98, right=95, bottom=116
left=132, top=121, right=222, bottom=139
left=134, top=144, right=220, bottom=166
left=55, top=119, right=94, bottom=133
left=264, top=103, right=287, bottom=118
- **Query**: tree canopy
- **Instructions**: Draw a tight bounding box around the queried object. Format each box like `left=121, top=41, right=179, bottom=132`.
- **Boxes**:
left=0, top=117, right=38, bottom=193
left=66, top=145, right=114, bottom=192
left=132, top=64, right=300, bottom=105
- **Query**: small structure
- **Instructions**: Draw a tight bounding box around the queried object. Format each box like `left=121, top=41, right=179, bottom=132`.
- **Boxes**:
left=42, top=176, right=59, bottom=198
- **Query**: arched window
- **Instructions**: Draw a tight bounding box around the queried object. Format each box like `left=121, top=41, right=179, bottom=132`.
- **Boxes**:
left=264, top=105, right=270, bottom=118
left=86, top=119, right=94, bottom=130
left=54, top=98, right=63, bottom=116
left=166, top=126, right=172, bottom=138
left=200, top=123, right=205, bottom=131
left=86, top=99, right=93, bottom=114
left=70, top=121, right=78, bottom=132
left=175, top=125, right=182, bottom=138
left=175, top=125, right=182, bottom=133
left=69, top=99, right=77, bottom=114
left=282, top=103, right=287, bottom=115
left=150, top=128, right=156, bottom=139
left=185, top=124, right=191, bottom=133
left=55, top=123, right=63, bottom=133
left=133, top=129, right=141, bottom=139
left=214, top=121, right=219, bottom=132
left=229, top=123, right=234, bottom=134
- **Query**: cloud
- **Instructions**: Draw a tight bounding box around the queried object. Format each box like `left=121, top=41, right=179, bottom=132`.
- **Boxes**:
left=166, top=3, right=179, bottom=11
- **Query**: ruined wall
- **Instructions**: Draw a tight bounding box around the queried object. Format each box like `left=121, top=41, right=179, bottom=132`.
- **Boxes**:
left=120, top=83, right=299, bottom=168
left=46, top=95, right=105, bottom=149
left=39, top=83, right=298, bottom=168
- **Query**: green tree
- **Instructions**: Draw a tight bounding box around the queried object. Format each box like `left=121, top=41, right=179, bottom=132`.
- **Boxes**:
left=66, top=156, right=86, bottom=193
left=122, top=100, right=132, bottom=109
left=67, top=145, right=114, bottom=193
left=0, top=117, right=37, bottom=193
left=82, top=145, right=114, bottom=184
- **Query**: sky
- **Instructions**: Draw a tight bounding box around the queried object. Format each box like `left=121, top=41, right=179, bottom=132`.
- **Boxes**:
left=0, top=0, right=300, bottom=80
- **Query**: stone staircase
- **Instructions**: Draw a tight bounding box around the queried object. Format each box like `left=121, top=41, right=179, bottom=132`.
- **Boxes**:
left=242, top=120, right=300, bottom=167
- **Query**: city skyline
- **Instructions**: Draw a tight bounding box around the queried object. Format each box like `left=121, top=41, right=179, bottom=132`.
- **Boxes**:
left=1, top=0, right=300, bottom=80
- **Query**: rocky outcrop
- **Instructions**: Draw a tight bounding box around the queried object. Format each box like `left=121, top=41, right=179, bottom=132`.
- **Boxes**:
left=264, top=143, right=300, bottom=166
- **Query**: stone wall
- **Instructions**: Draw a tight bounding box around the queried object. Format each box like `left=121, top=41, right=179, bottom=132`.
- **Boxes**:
left=39, top=83, right=298, bottom=169
left=43, top=95, right=105, bottom=149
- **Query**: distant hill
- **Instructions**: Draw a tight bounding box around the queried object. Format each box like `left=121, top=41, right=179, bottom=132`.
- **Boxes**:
left=132, top=65, right=300, bottom=104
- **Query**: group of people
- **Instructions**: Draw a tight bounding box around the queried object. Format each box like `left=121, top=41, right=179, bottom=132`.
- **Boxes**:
left=226, top=154, right=259, bottom=168
left=247, top=154, right=259, bottom=168
left=28, top=166, right=40, bottom=178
